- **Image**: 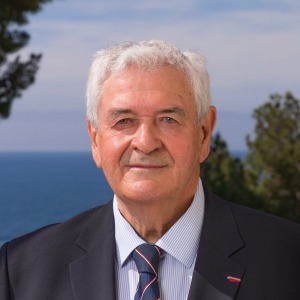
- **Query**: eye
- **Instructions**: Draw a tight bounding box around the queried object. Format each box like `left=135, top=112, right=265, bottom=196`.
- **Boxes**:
left=113, top=118, right=136, bottom=129
left=116, top=118, right=132, bottom=125
left=162, top=117, right=177, bottom=123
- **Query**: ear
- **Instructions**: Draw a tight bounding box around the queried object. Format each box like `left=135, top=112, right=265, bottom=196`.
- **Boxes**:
left=198, top=106, right=217, bottom=163
left=87, top=120, right=102, bottom=169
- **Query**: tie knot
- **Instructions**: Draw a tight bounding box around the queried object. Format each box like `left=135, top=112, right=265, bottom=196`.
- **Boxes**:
left=132, top=243, right=161, bottom=276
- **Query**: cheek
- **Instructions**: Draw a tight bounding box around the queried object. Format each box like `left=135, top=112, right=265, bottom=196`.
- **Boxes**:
left=166, top=135, right=200, bottom=164
left=99, top=133, right=132, bottom=164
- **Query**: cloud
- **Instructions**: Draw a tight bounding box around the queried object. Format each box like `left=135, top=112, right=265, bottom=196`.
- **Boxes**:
left=0, top=110, right=89, bottom=151
left=36, top=0, right=198, bottom=18
left=2, top=0, right=299, bottom=150
left=261, top=0, right=300, bottom=8
left=17, top=6, right=300, bottom=115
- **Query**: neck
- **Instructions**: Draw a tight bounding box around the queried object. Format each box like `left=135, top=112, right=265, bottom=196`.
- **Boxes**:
left=117, top=195, right=194, bottom=244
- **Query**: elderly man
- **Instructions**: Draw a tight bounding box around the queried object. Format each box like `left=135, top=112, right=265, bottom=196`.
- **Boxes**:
left=1, top=40, right=300, bottom=300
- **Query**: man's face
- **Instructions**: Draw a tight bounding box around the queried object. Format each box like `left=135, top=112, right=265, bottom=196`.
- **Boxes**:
left=88, top=66, right=216, bottom=206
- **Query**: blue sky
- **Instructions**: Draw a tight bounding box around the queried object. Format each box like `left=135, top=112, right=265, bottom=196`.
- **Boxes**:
left=1, top=0, right=299, bottom=151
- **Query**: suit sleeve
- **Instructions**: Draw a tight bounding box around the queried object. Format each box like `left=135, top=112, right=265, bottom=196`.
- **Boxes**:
left=0, top=243, right=12, bottom=300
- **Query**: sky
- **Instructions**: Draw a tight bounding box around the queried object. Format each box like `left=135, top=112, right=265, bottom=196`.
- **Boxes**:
left=0, top=0, right=299, bottom=151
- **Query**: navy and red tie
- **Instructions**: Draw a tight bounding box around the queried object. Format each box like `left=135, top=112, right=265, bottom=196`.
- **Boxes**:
left=132, top=243, right=161, bottom=300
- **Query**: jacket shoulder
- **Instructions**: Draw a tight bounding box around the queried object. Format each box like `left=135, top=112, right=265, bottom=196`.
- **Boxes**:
left=229, top=200, right=300, bottom=240
left=5, top=200, right=113, bottom=258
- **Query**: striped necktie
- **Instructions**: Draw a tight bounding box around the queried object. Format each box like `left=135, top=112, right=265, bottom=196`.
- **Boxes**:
left=132, top=243, right=161, bottom=300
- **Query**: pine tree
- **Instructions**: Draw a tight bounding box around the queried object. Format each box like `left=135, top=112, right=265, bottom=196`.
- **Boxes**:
left=0, top=0, right=52, bottom=119
left=245, top=92, right=300, bottom=222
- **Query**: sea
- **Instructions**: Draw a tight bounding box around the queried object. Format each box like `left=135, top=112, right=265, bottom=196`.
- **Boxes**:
left=0, top=151, right=246, bottom=247
left=0, top=152, right=113, bottom=246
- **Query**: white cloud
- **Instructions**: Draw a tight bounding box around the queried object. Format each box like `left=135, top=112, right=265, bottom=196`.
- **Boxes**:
left=0, top=110, right=89, bottom=151
left=2, top=0, right=300, bottom=150
left=261, top=0, right=300, bottom=8
left=37, top=0, right=198, bottom=17
left=17, top=7, right=300, bottom=113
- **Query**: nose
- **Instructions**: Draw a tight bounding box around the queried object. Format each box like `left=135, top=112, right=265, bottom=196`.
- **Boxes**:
left=131, top=122, right=162, bottom=154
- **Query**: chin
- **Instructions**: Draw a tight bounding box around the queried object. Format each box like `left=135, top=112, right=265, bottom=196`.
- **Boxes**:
left=118, top=181, right=170, bottom=203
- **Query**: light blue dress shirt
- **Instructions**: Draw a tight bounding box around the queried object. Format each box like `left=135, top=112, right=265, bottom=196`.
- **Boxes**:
left=113, top=179, right=205, bottom=300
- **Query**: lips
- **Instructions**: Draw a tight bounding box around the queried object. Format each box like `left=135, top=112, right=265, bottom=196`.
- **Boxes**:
left=127, top=164, right=167, bottom=169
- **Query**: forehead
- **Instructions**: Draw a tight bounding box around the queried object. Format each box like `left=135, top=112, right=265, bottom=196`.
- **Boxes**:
left=101, top=65, right=193, bottom=102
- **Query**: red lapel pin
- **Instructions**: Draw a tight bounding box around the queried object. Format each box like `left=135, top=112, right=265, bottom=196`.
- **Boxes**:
left=227, top=276, right=241, bottom=283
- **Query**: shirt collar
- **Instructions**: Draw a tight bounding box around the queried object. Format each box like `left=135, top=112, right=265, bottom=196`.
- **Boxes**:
left=113, top=179, right=205, bottom=269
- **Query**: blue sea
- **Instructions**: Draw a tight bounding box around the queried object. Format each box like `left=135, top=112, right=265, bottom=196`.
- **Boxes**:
left=0, top=152, right=113, bottom=246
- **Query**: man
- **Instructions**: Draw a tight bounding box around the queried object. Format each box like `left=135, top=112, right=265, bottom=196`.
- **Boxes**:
left=1, top=40, right=300, bottom=300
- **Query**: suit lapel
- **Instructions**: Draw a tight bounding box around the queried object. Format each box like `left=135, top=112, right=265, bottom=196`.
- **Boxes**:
left=188, top=272, right=232, bottom=300
left=69, top=201, right=116, bottom=300
left=188, top=186, right=245, bottom=300
left=67, top=186, right=246, bottom=299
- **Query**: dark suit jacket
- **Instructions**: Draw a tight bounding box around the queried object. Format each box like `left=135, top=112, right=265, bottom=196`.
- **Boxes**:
left=1, top=186, right=300, bottom=300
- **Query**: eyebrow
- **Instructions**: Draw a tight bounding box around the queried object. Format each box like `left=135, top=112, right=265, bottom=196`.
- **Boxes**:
left=106, top=106, right=186, bottom=120
left=157, top=107, right=186, bottom=117
left=107, top=109, right=133, bottom=119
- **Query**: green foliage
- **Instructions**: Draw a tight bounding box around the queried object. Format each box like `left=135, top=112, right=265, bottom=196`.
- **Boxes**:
left=203, top=92, right=300, bottom=223
left=0, top=0, right=52, bottom=119
left=245, top=92, right=300, bottom=222
left=201, top=132, right=263, bottom=209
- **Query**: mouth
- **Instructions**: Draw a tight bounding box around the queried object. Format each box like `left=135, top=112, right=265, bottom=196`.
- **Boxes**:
left=126, top=164, right=167, bottom=169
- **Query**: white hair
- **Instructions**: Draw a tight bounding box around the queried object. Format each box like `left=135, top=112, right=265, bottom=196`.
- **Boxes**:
left=86, top=40, right=211, bottom=129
